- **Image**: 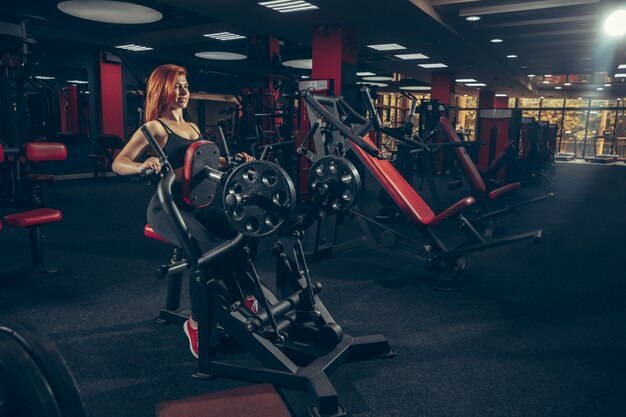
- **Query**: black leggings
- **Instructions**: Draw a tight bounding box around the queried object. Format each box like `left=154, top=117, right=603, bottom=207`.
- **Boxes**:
left=147, top=189, right=255, bottom=321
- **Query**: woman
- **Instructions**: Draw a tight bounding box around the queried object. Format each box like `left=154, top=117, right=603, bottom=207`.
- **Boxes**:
left=113, top=64, right=255, bottom=359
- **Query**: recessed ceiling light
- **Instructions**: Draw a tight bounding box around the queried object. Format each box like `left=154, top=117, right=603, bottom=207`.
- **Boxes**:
left=203, top=32, right=246, bottom=40
left=527, top=74, right=536, bottom=78
left=495, top=93, right=507, bottom=97
left=506, top=54, right=517, bottom=58
left=578, top=97, right=583, bottom=100
left=67, top=80, right=89, bottom=84
left=367, top=43, right=406, bottom=51
left=282, top=59, right=312, bottom=69
left=597, top=87, right=604, bottom=90
left=57, top=1, right=162, bottom=24
left=619, top=64, right=626, bottom=69
left=362, top=76, right=394, bottom=81
left=466, top=16, right=481, bottom=21
left=490, top=38, right=503, bottom=43
left=35, top=76, right=55, bottom=80
left=116, top=44, right=153, bottom=51
left=555, top=86, right=562, bottom=89
left=195, top=51, right=247, bottom=60
left=542, top=80, right=550, bottom=84
left=399, top=86, right=432, bottom=91
left=356, top=72, right=376, bottom=76
left=418, top=63, right=448, bottom=68
left=301, top=75, right=310, bottom=79
left=394, top=53, right=429, bottom=60
left=466, top=83, right=487, bottom=87
left=615, top=73, right=626, bottom=77
left=564, top=82, right=571, bottom=86
left=604, top=9, right=626, bottom=36
left=605, top=83, right=611, bottom=86
left=258, top=0, right=318, bottom=13
left=456, top=78, right=477, bottom=83
left=544, top=74, right=552, bottom=77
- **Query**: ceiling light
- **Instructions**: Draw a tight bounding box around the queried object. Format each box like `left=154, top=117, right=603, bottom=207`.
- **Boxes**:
left=555, top=86, right=562, bottom=90
left=597, top=87, right=604, bottom=90
left=362, top=76, right=394, bottom=81
left=301, top=75, right=310, bottom=79
left=466, top=16, right=481, bottom=21
left=394, top=53, right=429, bottom=60
left=282, top=59, right=312, bottom=69
left=506, top=54, right=517, bottom=58
left=456, top=78, right=477, bottom=83
left=35, top=76, right=55, bottom=80
left=466, top=83, right=487, bottom=87
left=542, top=80, right=550, bottom=84
left=619, top=64, right=626, bottom=69
left=356, top=81, right=388, bottom=87
left=544, top=74, right=552, bottom=77
left=418, top=63, right=448, bottom=68
left=195, top=51, right=247, bottom=60
left=67, top=80, right=88, bottom=84
left=495, top=93, right=507, bottom=97
left=57, top=1, right=162, bottom=24
left=604, top=9, right=626, bottom=36
left=258, top=0, right=318, bottom=13
left=490, top=38, right=503, bottom=43
left=399, top=86, right=432, bottom=91
left=356, top=72, right=376, bottom=76
left=527, top=74, right=536, bottom=78
left=605, top=83, right=611, bottom=86
left=615, top=73, right=626, bottom=77
left=204, top=32, right=246, bottom=40
left=564, top=82, right=571, bottom=86
left=578, top=97, right=583, bottom=100
left=367, top=43, right=406, bottom=51
left=115, top=44, right=153, bottom=51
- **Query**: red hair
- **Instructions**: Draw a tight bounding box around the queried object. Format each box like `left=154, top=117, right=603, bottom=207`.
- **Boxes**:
left=143, top=64, right=187, bottom=122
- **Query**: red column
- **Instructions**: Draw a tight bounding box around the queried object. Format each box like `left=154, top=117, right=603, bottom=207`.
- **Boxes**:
left=494, top=96, right=509, bottom=109
left=430, top=71, right=455, bottom=105
left=99, top=51, right=124, bottom=139
left=311, top=25, right=357, bottom=97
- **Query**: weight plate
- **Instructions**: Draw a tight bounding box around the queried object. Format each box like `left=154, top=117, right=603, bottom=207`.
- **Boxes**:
left=308, top=155, right=360, bottom=213
left=223, top=160, right=296, bottom=237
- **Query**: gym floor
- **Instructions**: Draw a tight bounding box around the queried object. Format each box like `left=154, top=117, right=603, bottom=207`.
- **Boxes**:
left=1, top=162, right=625, bottom=417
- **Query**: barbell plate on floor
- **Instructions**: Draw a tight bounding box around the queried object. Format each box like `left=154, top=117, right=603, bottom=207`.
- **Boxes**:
left=223, top=160, right=296, bottom=237
left=308, top=155, right=361, bottom=213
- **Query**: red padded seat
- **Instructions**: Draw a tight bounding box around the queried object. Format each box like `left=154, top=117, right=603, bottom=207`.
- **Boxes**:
left=24, top=142, right=67, bottom=161
left=144, top=224, right=170, bottom=244
left=3, top=208, right=62, bottom=227
left=350, top=135, right=475, bottom=226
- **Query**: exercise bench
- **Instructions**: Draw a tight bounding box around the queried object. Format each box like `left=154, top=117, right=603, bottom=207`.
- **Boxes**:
left=1, top=208, right=62, bottom=279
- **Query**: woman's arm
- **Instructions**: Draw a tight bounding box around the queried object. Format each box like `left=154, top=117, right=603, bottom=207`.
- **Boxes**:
left=112, top=122, right=163, bottom=175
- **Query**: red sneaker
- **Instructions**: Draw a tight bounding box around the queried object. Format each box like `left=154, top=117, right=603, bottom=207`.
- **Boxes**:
left=244, top=295, right=259, bottom=314
left=183, top=318, right=199, bottom=359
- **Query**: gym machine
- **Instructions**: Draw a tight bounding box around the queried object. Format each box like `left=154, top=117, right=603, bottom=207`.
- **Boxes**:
left=584, top=130, right=619, bottom=163
left=140, top=125, right=395, bottom=417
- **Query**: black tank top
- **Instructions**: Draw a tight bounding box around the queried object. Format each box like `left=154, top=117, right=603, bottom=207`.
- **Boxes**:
left=158, top=119, right=202, bottom=169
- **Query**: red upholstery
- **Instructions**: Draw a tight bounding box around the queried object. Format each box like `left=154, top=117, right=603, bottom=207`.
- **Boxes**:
left=24, top=142, right=67, bottom=162
left=3, top=208, right=62, bottom=227
left=487, top=182, right=520, bottom=200
left=182, top=140, right=212, bottom=207
left=144, top=224, right=170, bottom=244
left=430, top=197, right=476, bottom=226
left=350, top=135, right=437, bottom=225
left=0, top=145, right=4, bottom=163
left=438, top=117, right=487, bottom=194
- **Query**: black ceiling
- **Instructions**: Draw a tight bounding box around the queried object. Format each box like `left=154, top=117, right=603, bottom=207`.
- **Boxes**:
left=4, top=0, right=626, bottom=99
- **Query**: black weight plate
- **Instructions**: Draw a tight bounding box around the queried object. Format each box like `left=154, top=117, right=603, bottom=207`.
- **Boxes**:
left=184, top=141, right=221, bottom=208
left=308, top=155, right=360, bottom=212
left=223, top=160, right=296, bottom=237
left=3, top=325, right=87, bottom=417
left=0, top=330, right=62, bottom=417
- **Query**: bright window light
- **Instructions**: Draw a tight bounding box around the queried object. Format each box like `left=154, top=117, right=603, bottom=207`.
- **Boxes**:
left=604, top=9, right=626, bottom=36
left=258, top=0, right=318, bottom=13
left=418, top=63, right=448, bottom=68
left=204, top=32, right=246, bottom=40
left=367, top=43, right=406, bottom=51
left=116, top=44, right=153, bottom=51
left=394, top=53, right=429, bottom=60
left=456, top=78, right=477, bottom=83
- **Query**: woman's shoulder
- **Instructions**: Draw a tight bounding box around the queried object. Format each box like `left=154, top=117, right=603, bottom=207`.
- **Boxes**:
left=142, top=120, right=167, bottom=135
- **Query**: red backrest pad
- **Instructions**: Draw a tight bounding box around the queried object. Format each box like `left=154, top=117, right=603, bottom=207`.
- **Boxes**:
left=438, top=117, right=486, bottom=194
left=24, top=142, right=68, bottom=161
left=349, top=134, right=436, bottom=225
left=0, top=145, right=4, bottom=163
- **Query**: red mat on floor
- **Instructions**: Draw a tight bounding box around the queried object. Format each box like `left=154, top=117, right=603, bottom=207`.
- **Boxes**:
left=156, top=384, right=292, bottom=417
